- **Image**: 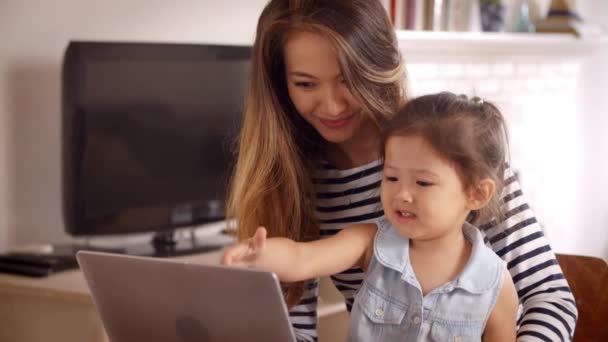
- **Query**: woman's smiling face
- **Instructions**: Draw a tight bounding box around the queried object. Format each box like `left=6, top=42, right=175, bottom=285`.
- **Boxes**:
left=283, top=30, right=370, bottom=145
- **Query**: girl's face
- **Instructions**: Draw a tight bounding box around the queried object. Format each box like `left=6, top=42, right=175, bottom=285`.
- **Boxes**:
left=283, top=31, right=369, bottom=145
left=380, top=135, right=473, bottom=241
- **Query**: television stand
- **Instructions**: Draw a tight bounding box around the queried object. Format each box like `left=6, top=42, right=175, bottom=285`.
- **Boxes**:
left=0, top=243, right=127, bottom=277
left=124, top=229, right=233, bottom=258
left=49, top=243, right=127, bottom=255
left=0, top=223, right=235, bottom=278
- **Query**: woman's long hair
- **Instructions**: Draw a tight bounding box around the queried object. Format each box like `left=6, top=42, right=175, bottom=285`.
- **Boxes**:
left=226, top=0, right=406, bottom=307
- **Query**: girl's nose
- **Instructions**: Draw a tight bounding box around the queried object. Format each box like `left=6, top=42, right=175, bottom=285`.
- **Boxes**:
left=397, top=188, right=413, bottom=203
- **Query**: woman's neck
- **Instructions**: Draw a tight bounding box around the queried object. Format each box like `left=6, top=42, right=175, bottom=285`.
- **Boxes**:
left=324, top=120, right=380, bottom=169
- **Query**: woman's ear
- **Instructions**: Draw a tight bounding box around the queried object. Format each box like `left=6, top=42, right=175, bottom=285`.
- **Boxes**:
left=466, top=179, right=496, bottom=210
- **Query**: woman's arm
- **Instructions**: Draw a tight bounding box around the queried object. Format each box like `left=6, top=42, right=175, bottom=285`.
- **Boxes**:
left=483, top=271, right=519, bottom=342
left=222, top=223, right=376, bottom=282
left=482, top=167, right=578, bottom=341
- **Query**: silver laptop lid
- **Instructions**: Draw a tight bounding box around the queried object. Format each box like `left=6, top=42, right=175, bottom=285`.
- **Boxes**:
left=77, top=251, right=296, bottom=342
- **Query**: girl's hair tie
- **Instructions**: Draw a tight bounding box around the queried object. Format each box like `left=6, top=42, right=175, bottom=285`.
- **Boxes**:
left=471, top=96, right=484, bottom=106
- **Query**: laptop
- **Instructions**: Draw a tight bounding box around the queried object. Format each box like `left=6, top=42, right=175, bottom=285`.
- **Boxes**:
left=76, top=251, right=297, bottom=342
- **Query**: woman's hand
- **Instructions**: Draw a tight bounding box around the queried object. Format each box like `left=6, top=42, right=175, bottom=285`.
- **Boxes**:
left=221, top=226, right=267, bottom=267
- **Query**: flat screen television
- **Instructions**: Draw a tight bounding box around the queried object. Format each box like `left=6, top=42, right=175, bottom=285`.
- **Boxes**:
left=61, top=41, right=250, bottom=255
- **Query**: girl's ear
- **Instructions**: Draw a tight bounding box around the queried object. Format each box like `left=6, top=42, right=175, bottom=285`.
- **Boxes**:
left=466, top=179, right=496, bottom=210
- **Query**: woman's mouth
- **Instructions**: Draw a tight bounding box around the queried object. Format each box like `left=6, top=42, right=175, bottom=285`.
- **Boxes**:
left=319, top=115, right=353, bottom=129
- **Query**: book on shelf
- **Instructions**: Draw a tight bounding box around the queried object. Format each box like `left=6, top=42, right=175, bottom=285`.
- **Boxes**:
left=387, top=0, right=424, bottom=30
left=387, top=0, right=480, bottom=32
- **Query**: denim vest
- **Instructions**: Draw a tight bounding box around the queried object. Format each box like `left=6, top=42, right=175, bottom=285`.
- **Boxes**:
left=348, top=218, right=506, bottom=342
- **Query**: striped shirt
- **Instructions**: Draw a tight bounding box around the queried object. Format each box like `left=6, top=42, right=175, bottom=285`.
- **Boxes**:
left=289, top=159, right=577, bottom=342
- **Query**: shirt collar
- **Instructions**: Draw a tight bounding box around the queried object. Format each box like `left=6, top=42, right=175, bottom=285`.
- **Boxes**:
left=453, top=222, right=502, bottom=293
left=373, top=218, right=501, bottom=293
left=373, top=217, right=410, bottom=276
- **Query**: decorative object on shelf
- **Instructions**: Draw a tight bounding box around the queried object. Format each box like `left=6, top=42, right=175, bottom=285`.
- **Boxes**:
left=513, top=0, right=536, bottom=33
left=480, top=0, right=506, bottom=32
left=535, top=0, right=585, bottom=36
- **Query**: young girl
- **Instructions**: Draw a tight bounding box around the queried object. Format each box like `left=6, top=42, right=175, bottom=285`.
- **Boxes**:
left=223, top=92, right=519, bottom=341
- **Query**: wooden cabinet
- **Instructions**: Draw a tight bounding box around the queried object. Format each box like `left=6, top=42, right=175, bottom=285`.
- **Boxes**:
left=0, top=251, right=348, bottom=342
left=0, top=268, right=107, bottom=342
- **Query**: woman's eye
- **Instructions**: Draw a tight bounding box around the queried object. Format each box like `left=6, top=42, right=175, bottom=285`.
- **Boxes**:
left=384, top=176, right=398, bottom=182
left=294, top=81, right=315, bottom=88
left=416, top=181, right=434, bottom=187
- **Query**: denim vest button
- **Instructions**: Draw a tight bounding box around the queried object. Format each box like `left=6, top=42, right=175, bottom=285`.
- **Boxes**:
left=375, top=308, right=384, bottom=317
left=413, top=316, right=421, bottom=324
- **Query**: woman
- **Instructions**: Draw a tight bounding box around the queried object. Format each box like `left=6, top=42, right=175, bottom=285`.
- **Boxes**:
left=226, top=0, right=577, bottom=341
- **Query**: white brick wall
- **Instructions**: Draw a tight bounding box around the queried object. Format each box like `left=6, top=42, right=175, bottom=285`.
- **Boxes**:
left=404, top=50, right=602, bottom=256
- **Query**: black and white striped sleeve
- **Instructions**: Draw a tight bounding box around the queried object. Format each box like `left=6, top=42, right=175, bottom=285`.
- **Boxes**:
left=289, top=280, right=319, bottom=342
left=482, top=168, right=578, bottom=341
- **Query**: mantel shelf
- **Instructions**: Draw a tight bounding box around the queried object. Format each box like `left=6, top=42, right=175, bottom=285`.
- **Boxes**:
left=396, top=30, right=608, bottom=56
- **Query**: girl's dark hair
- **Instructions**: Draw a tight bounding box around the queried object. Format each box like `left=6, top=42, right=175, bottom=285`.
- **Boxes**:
left=380, top=92, right=510, bottom=225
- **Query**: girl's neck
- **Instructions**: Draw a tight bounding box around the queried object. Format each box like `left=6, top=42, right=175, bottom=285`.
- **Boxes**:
left=325, top=119, right=380, bottom=169
left=409, top=223, right=471, bottom=295
left=409, top=223, right=468, bottom=255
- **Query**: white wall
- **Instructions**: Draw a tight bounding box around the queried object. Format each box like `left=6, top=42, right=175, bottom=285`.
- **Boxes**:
left=0, top=0, right=268, bottom=251
left=576, top=0, right=608, bottom=259
left=0, top=0, right=606, bottom=258
left=404, top=51, right=591, bottom=254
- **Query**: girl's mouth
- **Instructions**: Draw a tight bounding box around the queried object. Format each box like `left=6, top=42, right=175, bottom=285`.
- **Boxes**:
left=395, top=210, right=416, bottom=221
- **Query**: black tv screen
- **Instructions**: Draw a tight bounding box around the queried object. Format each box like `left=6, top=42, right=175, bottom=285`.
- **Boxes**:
left=62, top=42, right=250, bottom=236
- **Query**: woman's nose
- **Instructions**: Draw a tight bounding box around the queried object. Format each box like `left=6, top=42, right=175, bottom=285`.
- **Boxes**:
left=319, top=85, right=347, bottom=117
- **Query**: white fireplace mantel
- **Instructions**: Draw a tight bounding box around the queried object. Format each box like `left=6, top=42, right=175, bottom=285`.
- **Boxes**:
left=396, top=30, right=607, bottom=57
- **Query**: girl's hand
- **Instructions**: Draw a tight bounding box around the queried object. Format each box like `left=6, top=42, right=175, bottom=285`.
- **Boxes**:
left=221, top=226, right=267, bottom=267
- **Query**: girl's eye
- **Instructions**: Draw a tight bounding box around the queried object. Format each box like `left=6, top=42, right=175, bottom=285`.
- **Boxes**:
left=416, top=181, right=434, bottom=187
left=384, top=176, right=398, bottom=182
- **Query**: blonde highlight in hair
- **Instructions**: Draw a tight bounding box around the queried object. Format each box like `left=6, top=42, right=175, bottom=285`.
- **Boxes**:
left=322, top=25, right=406, bottom=128
left=226, top=0, right=405, bottom=308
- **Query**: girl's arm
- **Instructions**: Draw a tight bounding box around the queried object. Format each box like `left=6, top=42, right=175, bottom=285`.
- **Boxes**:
left=483, top=271, right=519, bottom=342
left=222, top=223, right=376, bottom=282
